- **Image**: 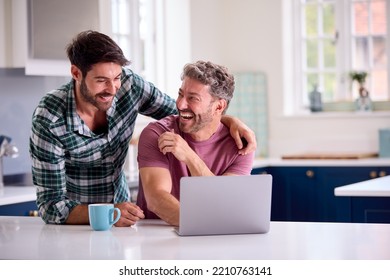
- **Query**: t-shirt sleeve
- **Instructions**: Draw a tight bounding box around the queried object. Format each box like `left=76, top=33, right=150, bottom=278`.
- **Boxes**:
left=137, top=122, right=170, bottom=169
left=224, top=151, right=255, bottom=175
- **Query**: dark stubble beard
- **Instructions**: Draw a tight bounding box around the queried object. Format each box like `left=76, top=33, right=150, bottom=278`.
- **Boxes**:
left=79, top=78, right=113, bottom=111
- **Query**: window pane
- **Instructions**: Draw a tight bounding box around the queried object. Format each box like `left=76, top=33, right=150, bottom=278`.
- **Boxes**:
left=324, top=39, right=336, bottom=67
left=323, top=3, right=335, bottom=35
left=306, top=40, right=318, bottom=68
left=112, top=1, right=119, bottom=33
left=118, top=0, right=131, bottom=34
left=307, top=73, right=319, bottom=93
left=352, top=1, right=369, bottom=35
left=305, top=4, right=317, bottom=36
left=323, top=73, right=337, bottom=101
left=112, top=0, right=131, bottom=34
left=372, top=0, right=386, bottom=34
left=117, top=36, right=131, bottom=57
left=373, top=37, right=387, bottom=67
left=353, top=37, right=369, bottom=68
left=372, top=70, right=388, bottom=100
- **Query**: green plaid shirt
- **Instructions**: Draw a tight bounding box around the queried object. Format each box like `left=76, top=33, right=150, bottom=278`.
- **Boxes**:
left=30, top=67, right=177, bottom=224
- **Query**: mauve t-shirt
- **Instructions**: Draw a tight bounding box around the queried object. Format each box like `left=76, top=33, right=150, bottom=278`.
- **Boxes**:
left=136, top=115, right=254, bottom=219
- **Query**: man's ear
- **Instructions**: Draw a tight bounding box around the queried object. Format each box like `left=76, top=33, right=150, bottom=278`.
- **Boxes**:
left=216, top=99, right=227, bottom=114
left=70, top=65, right=82, bottom=81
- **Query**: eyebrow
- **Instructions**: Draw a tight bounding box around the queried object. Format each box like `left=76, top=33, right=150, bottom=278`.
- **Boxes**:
left=178, top=88, right=201, bottom=97
left=94, top=73, right=122, bottom=80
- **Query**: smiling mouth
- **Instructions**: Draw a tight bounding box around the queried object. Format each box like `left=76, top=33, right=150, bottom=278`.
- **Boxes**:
left=97, top=94, right=114, bottom=103
left=179, top=112, right=194, bottom=120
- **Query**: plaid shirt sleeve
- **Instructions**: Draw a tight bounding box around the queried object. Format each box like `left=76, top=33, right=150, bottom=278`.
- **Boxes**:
left=30, top=102, right=80, bottom=224
left=120, top=68, right=177, bottom=119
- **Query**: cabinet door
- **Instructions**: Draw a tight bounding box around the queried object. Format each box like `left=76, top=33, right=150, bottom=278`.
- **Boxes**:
left=252, top=167, right=286, bottom=221
left=320, top=167, right=374, bottom=223
left=348, top=166, right=390, bottom=223
left=284, top=167, right=321, bottom=221
left=26, top=0, right=107, bottom=76
left=0, top=0, right=27, bottom=67
left=351, top=197, right=390, bottom=223
left=268, top=167, right=321, bottom=222
left=0, top=0, right=111, bottom=74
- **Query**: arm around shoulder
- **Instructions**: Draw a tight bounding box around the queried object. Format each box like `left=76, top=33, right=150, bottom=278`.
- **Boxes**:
left=220, top=115, right=257, bottom=155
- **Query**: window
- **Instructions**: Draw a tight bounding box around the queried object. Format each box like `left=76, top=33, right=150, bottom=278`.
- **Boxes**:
left=293, top=0, right=389, bottom=111
left=111, top=0, right=156, bottom=82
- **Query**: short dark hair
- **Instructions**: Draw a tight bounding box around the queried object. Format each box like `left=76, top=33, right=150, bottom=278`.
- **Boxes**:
left=181, top=60, right=235, bottom=111
left=66, top=30, right=130, bottom=77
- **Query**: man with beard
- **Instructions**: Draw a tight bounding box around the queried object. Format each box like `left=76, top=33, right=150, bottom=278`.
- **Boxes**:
left=136, top=61, right=255, bottom=226
left=30, top=31, right=256, bottom=226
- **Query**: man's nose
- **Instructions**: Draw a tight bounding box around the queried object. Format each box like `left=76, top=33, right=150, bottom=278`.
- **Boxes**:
left=176, top=97, right=187, bottom=109
left=106, top=81, right=118, bottom=94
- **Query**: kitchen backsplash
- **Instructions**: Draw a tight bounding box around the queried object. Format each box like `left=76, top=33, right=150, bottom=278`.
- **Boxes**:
left=229, top=72, right=268, bottom=157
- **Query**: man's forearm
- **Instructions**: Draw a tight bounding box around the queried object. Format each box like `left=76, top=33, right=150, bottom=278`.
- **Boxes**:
left=147, top=191, right=180, bottom=226
left=184, top=153, right=214, bottom=177
left=220, top=114, right=235, bottom=127
left=65, top=204, right=89, bottom=225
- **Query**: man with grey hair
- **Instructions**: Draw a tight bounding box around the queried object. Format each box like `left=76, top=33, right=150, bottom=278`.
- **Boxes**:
left=136, top=60, right=255, bottom=226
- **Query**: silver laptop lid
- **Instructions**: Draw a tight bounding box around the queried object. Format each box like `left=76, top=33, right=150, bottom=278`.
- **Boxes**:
left=177, top=174, right=272, bottom=236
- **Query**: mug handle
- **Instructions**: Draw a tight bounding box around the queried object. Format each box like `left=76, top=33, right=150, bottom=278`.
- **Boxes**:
left=109, top=208, right=121, bottom=225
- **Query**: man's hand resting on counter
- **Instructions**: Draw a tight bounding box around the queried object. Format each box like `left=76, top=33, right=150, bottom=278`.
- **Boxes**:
left=114, top=202, right=145, bottom=226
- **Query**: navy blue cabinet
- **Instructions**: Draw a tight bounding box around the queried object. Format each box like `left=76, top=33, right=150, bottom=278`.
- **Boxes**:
left=328, top=166, right=390, bottom=224
left=267, top=166, right=321, bottom=221
left=266, top=166, right=349, bottom=222
left=320, top=166, right=373, bottom=223
left=351, top=197, right=390, bottom=223
left=252, top=165, right=390, bottom=223
left=0, top=201, right=37, bottom=216
left=251, top=167, right=287, bottom=221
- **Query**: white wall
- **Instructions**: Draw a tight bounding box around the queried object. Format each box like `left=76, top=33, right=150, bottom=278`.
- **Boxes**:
left=166, top=0, right=389, bottom=157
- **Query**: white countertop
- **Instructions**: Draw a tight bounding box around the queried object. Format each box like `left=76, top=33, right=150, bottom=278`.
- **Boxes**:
left=0, top=186, right=36, bottom=206
left=0, top=217, right=389, bottom=260
left=334, top=175, right=390, bottom=197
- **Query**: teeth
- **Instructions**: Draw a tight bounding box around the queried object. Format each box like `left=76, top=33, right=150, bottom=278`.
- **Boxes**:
left=180, top=113, right=193, bottom=119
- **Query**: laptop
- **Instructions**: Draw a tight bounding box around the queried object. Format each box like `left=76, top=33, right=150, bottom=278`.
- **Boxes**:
left=175, top=174, right=272, bottom=236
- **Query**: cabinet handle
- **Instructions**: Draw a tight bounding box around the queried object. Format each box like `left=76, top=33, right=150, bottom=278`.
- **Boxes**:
left=306, top=170, right=314, bottom=178
left=369, top=171, right=377, bottom=179
left=29, top=210, right=38, bottom=217
left=379, top=171, right=387, bottom=177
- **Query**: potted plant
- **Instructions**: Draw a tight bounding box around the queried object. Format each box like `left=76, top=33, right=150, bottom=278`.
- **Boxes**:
left=349, top=71, right=368, bottom=87
left=349, top=71, right=372, bottom=111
